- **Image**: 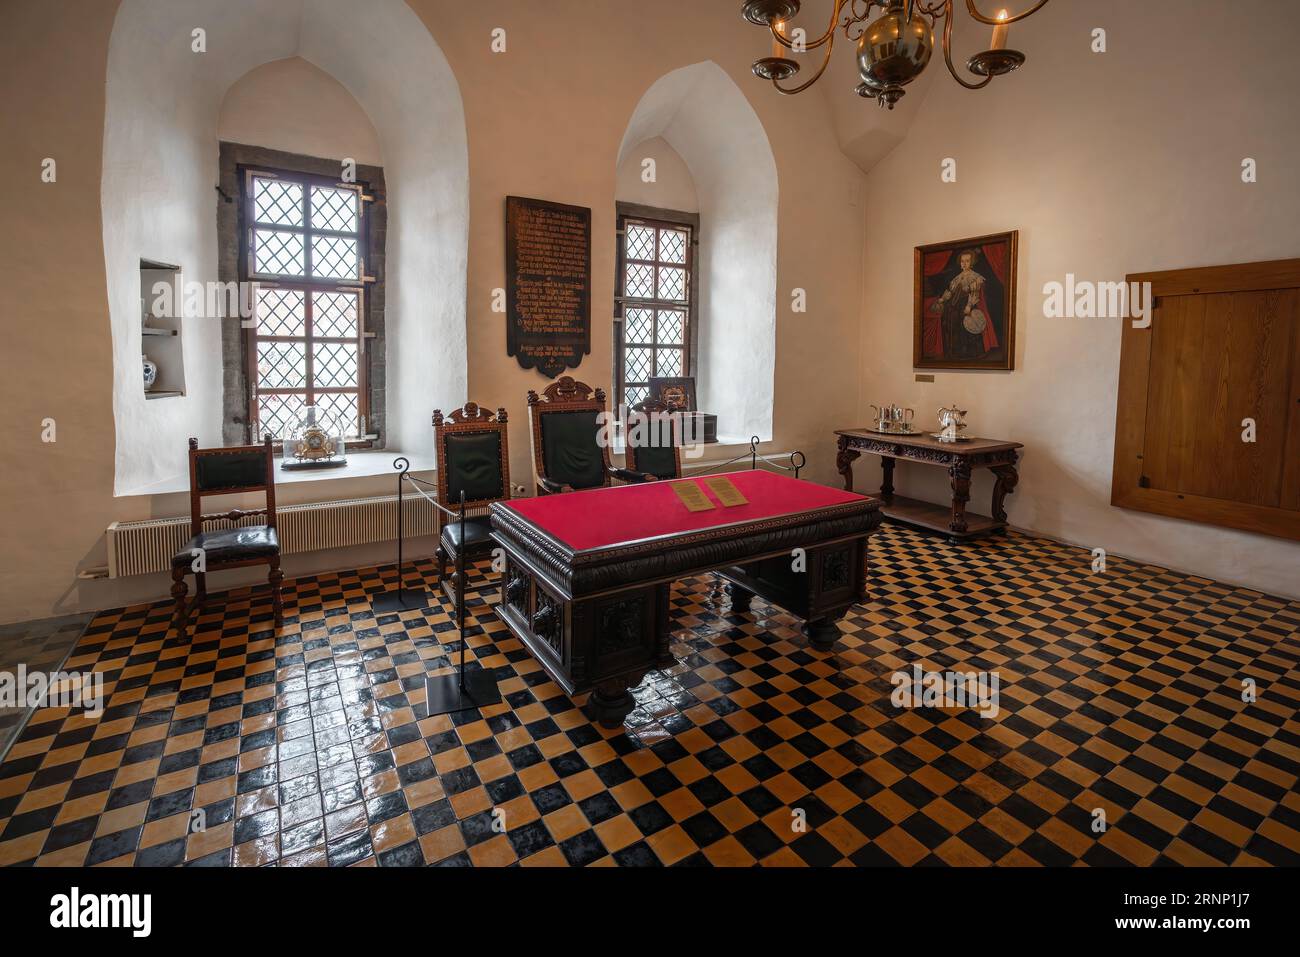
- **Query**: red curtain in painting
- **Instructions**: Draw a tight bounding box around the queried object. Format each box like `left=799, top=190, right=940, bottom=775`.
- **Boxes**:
left=978, top=242, right=1006, bottom=351
left=921, top=249, right=952, bottom=356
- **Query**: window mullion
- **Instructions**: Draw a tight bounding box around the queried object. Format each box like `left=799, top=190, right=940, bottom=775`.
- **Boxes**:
left=302, top=173, right=315, bottom=282
left=304, top=287, right=315, bottom=407
left=650, top=305, right=660, bottom=379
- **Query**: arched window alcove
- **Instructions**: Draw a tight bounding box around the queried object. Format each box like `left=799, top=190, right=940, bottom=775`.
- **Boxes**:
left=102, top=0, right=469, bottom=495
left=615, top=61, right=778, bottom=443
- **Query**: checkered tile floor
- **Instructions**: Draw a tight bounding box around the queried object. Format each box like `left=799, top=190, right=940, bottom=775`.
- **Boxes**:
left=0, top=613, right=91, bottom=757
left=1, top=525, right=1297, bottom=867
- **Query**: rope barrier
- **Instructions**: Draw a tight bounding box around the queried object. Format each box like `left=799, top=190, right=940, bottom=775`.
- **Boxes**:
left=400, top=472, right=460, bottom=520
left=691, top=436, right=805, bottom=478
left=401, top=473, right=491, bottom=521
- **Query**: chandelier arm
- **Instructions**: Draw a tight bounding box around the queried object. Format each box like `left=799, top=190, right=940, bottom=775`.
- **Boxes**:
left=940, top=4, right=993, bottom=90
left=841, top=0, right=901, bottom=44
left=771, top=0, right=850, bottom=52
left=772, top=28, right=838, bottom=95
left=842, top=1, right=876, bottom=43
left=842, top=0, right=870, bottom=32
left=964, top=0, right=1051, bottom=26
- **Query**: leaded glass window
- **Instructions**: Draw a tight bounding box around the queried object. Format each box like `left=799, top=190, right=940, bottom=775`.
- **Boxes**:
left=242, top=168, right=368, bottom=439
left=615, top=215, right=694, bottom=412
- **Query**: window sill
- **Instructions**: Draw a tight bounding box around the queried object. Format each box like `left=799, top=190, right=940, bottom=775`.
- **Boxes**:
left=118, top=450, right=435, bottom=498
left=611, top=437, right=789, bottom=474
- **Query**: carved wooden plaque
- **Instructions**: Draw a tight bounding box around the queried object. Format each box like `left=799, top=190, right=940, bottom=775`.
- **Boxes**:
left=505, top=196, right=592, bottom=377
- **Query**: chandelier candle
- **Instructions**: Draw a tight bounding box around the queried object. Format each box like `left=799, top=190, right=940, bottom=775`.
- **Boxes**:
left=991, top=10, right=1009, bottom=50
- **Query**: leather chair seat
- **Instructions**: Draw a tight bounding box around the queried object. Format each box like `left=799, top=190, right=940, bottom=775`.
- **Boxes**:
left=173, top=525, right=279, bottom=567
left=440, top=516, right=495, bottom=552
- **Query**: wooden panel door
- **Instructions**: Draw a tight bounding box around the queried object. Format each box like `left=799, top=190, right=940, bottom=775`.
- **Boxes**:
left=1141, top=290, right=1297, bottom=507
left=1282, top=308, right=1300, bottom=512
left=1112, top=258, right=1300, bottom=541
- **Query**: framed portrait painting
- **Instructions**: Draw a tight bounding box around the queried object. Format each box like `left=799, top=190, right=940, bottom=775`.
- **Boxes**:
left=913, top=230, right=1018, bottom=371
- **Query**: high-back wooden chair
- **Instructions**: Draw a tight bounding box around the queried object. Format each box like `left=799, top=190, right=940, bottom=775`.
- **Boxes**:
left=171, top=435, right=282, bottom=639
left=625, top=395, right=683, bottom=481
left=526, top=376, right=655, bottom=494
left=432, top=402, right=510, bottom=596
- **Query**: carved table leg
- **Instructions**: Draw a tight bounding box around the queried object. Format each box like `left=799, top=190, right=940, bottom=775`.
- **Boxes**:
left=879, top=456, right=896, bottom=504
left=804, top=617, right=842, bottom=652
left=948, top=461, right=972, bottom=537
left=726, top=581, right=753, bottom=613
left=836, top=435, right=861, bottom=492
left=591, top=677, right=637, bottom=729
left=653, top=583, right=675, bottom=668
left=990, top=459, right=1020, bottom=524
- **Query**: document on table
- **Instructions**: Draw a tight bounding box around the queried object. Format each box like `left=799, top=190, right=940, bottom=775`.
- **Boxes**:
left=670, top=480, right=716, bottom=512
left=703, top=475, right=748, bottom=507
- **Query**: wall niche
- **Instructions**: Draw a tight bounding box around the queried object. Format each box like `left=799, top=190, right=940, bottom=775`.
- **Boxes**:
left=139, top=259, right=186, bottom=399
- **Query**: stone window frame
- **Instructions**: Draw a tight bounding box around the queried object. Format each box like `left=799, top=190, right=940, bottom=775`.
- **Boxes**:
left=218, top=142, right=387, bottom=447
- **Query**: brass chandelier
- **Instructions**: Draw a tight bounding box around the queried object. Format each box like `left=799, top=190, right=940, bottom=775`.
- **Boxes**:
left=745, top=0, right=1051, bottom=109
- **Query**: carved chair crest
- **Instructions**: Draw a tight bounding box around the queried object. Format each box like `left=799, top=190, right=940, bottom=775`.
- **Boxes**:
left=432, top=402, right=507, bottom=427
left=528, top=376, right=606, bottom=407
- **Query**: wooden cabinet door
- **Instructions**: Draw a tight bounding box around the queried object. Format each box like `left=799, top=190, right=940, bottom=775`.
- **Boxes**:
left=1282, top=308, right=1300, bottom=512
left=1112, top=259, right=1300, bottom=541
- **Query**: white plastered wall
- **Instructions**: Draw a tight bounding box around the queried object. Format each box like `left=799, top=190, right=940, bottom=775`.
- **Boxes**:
left=218, top=57, right=384, bottom=168
left=615, top=137, right=699, bottom=214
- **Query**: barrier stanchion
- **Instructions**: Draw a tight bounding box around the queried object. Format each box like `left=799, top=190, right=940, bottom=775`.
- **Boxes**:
left=422, top=489, right=502, bottom=716
left=372, top=457, right=433, bottom=613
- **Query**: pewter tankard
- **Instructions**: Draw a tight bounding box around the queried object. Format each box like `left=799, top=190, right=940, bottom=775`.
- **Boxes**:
left=870, top=404, right=915, bottom=433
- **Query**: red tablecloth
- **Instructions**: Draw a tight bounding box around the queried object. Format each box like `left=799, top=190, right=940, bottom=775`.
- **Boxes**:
left=500, top=471, right=868, bottom=551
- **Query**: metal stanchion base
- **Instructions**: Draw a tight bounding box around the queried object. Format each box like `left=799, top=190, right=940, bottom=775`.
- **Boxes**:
left=372, top=587, right=432, bottom=613
left=426, top=669, right=502, bottom=716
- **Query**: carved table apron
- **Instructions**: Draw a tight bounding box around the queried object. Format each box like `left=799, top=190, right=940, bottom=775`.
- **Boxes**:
left=835, top=429, right=1022, bottom=542
left=490, top=472, right=881, bottom=728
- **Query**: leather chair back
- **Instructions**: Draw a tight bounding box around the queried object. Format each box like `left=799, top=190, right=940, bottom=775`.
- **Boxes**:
left=540, top=410, right=605, bottom=489
left=187, top=435, right=277, bottom=537
left=527, top=377, right=616, bottom=493
left=432, top=403, right=511, bottom=513
left=625, top=396, right=682, bottom=481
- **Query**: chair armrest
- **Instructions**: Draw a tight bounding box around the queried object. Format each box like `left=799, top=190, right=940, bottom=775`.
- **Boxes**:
left=537, top=477, right=574, bottom=495
left=610, top=466, right=657, bottom=484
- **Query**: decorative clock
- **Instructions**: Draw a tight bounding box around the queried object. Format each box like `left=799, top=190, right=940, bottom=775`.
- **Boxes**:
left=280, top=406, right=348, bottom=471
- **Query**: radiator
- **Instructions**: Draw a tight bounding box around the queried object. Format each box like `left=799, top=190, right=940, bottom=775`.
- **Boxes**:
left=106, top=494, right=438, bottom=578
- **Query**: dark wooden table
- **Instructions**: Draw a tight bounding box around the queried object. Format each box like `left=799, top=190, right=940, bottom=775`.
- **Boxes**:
left=490, top=471, right=881, bottom=727
left=835, top=429, right=1022, bottom=541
